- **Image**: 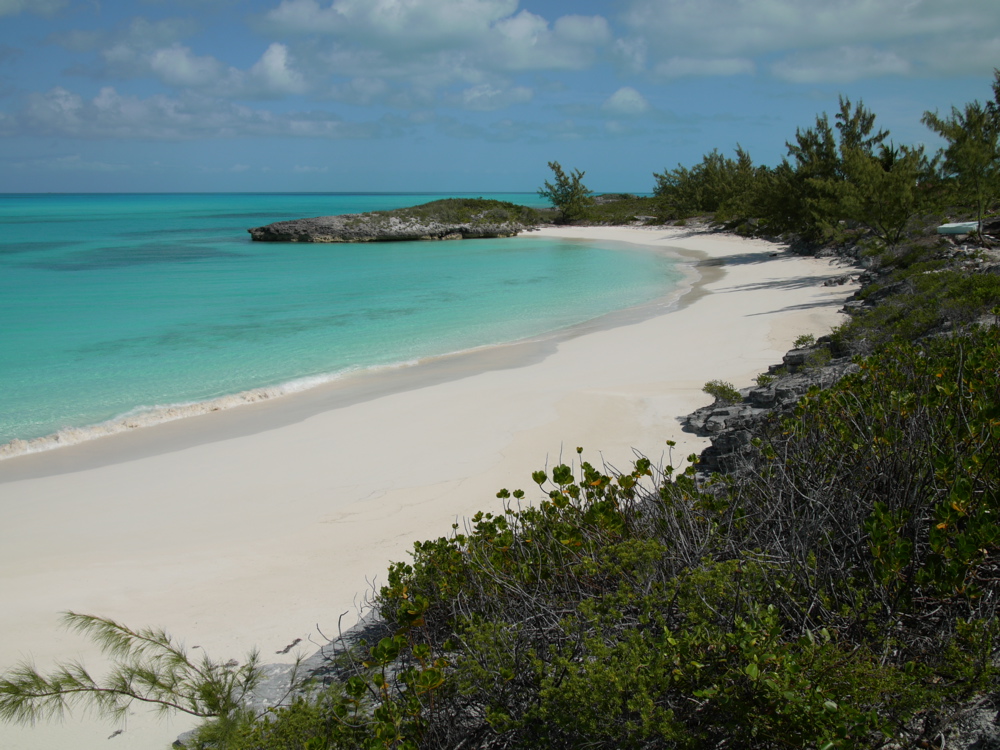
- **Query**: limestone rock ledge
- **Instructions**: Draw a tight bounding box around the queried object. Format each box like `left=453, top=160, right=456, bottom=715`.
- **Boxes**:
left=248, top=198, right=546, bottom=243
left=248, top=214, right=530, bottom=242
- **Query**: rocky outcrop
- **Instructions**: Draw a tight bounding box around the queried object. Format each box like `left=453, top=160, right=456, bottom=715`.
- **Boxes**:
left=248, top=214, right=529, bottom=243
left=248, top=197, right=549, bottom=243
left=681, top=344, right=860, bottom=476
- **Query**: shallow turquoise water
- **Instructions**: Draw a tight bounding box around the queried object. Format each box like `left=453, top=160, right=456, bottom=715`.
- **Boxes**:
left=0, top=193, right=683, bottom=446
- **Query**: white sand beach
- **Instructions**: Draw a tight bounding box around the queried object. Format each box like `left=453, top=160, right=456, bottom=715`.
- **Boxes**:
left=0, top=226, right=856, bottom=750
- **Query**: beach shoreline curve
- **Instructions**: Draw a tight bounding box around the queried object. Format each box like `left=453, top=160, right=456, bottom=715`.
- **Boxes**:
left=0, top=224, right=858, bottom=750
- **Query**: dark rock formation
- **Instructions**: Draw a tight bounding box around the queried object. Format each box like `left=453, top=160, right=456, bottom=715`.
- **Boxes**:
left=248, top=199, right=544, bottom=243
left=681, top=345, right=860, bottom=476
left=248, top=213, right=528, bottom=243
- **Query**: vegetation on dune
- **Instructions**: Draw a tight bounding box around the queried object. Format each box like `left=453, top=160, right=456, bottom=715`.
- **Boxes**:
left=341, top=198, right=551, bottom=229
left=376, top=198, right=549, bottom=226
left=4, top=71, right=1000, bottom=750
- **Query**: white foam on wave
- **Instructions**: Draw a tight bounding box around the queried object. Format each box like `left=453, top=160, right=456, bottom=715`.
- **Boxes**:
left=0, top=262, right=689, bottom=465
left=0, top=368, right=350, bottom=462
left=0, top=356, right=435, bottom=462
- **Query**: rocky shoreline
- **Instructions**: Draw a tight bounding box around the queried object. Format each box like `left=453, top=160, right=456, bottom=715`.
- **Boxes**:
left=248, top=214, right=529, bottom=242
left=247, top=198, right=546, bottom=243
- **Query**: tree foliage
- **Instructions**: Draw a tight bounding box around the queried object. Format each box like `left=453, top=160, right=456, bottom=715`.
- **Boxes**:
left=538, top=161, right=593, bottom=223
left=0, top=612, right=268, bottom=743
left=922, top=71, right=1000, bottom=234
left=650, top=75, right=999, bottom=250
left=654, top=146, right=768, bottom=229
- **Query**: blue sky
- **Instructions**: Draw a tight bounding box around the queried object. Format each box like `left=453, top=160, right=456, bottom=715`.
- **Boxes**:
left=0, top=0, right=997, bottom=193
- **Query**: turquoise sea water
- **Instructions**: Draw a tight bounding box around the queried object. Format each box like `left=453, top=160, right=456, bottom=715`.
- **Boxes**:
left=0, top=193, right=683, bottom=450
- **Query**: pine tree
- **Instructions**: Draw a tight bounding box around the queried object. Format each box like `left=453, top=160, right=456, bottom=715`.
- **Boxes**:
left=922, top=70, right=1000, bottom=236
left=538, top=162, right=593, bottom=223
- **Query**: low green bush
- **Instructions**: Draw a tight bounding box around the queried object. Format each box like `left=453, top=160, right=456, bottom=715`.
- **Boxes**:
left=703, top=379, right=742, bottom=404
left=837, top=270, right=1000, bottom=352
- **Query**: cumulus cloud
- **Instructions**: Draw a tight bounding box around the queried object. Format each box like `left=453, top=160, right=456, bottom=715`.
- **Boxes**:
left=263, top=0, right=610, bottom=87
left=489, top=11, right=610, bottom=71
left=622, top=0, right=942, bottom=57
left=142, top=42, right=309, bottom=97
left=601, top=87, right=650, bottom=116
left=0, top=0, right=67, bottom=17
left=265, top=0, right=518, bottom=48
left=248, top=43, right=308, bottom=95
left=18, top=86, right=377, bottom=139
left=51, top=19, right=308, bottom=99
left=619, top=0, right=1000, bottom=80
left=772, top=46, right=910, bottom=83
left=908, top=35, right=1000, bottom=76
left=149, top=46, right=226, bottom=88
left=42, top=3, right=610, bottom=115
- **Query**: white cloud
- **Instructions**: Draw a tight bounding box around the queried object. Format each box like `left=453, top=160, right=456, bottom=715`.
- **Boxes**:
left=0, top=0, right=67, bottom=17
left=772, top=46, right=910, bottom=83
left=622, top=0, right=942, bottom=57
left=18, top=86, right=378, bottom=140
left=619, top=0, right=1000, bottom=81
left=263, top=0, right=610, bottom=90
left=490, top=11, right=610, bottom=71
left=613, top=37, right=647, bottom=73
left=248, top=43, right=308, bottom=95
left=149, top=46, right=226, bottom=88
left=52, top=19, right=308, bottom=99
left=265, top=0, right=518, bottom=49
left=42, top=3, right=609, bottom=116
left=908, top=35, right=1000, bottom=76
left=601, top=87, right=650, bottom=116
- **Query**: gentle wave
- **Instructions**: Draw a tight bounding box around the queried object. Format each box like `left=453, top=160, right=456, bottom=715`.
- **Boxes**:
left=0, top=360, right=422, bottom=461
left=0, top=252, right=696, bottom=463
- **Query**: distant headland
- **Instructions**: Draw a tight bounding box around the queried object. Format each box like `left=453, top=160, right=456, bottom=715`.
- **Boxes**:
left=248, top=197, right=550, bottom=242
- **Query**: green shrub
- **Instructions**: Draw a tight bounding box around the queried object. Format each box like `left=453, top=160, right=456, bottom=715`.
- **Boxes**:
left=804, top=347, right=833, bottom=369
left=703, top=379, right=742, bottom=404
left=793, top=333, right=816, bottom=349
left=837, top=270, right=1000, bottom=352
